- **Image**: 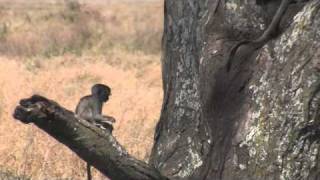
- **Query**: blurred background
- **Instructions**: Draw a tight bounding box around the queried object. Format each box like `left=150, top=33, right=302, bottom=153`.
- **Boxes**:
left=0, top=0, right=163, bottom=179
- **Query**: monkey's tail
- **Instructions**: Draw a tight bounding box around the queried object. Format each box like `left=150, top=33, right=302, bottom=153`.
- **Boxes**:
left=87, top=163, right=92, bottom=180
left=226, top=40, right=250, bottom=72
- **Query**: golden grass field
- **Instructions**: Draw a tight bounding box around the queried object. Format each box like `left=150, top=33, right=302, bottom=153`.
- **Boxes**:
left=0, top=1, right=163, bottom=179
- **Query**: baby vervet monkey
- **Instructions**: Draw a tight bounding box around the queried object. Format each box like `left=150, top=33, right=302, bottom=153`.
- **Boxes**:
left=75, top=84, right=115, bottom=180
left=75, top=83, right=115, bottom=129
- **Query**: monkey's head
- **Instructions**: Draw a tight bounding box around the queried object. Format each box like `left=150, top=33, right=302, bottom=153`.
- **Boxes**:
left=91, top=84, right=111, bottom=102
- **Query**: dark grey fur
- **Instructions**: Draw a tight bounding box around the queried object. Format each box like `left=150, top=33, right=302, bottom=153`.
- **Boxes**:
left=75, top=84, right=115, bottom=127
left=75, top=84, right=115, bottom=180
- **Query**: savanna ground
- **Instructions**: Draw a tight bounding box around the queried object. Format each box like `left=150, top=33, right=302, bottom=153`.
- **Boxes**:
left=0, top=0, right=163, bottom=179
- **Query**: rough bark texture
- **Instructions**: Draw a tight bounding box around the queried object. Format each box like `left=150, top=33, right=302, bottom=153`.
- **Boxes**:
left=151, top=0, right=320, bottom=180
left=13, top=0, right=320, bottom=180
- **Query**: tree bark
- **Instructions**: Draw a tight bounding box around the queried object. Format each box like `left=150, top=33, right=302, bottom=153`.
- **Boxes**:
left=13, top=0, right=320, bottom=180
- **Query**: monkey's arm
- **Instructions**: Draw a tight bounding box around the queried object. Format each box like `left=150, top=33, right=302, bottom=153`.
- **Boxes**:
left=91, top=114, right=116, bottom=125
left=75, top=113, right=114, bottom=124
left=13, top=95, right=168, bottom=180
left=90, top=100, right=116, bottom=123
left=92, top=105, right=116, bottom=124
left=102, top=115, right=116, bottom=123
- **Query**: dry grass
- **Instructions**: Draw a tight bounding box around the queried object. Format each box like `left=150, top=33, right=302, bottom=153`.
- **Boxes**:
left=0, top=1, right=163, bottom=179
left=0, top=0, right=163, bottom=57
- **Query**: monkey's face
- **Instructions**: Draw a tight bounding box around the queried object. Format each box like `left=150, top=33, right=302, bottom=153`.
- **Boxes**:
left=91, top=83, right=111, bottom=102
left=99, top=91, right=110, bottom=102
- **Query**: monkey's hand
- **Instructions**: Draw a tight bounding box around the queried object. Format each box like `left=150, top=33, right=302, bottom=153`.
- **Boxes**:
left=102, top=115, right=116, bottom=123
left=93, top=116, right=115, bottom=132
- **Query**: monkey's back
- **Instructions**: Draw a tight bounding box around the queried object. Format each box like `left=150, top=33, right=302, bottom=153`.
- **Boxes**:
left=75, top=95, right=95, bottom=119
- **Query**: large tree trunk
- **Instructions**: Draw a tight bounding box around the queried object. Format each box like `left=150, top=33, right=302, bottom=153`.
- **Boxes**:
left=13, top=0, right=320, bottom=180
left=151, top=0, right=320, bottom=179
